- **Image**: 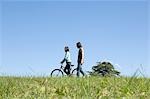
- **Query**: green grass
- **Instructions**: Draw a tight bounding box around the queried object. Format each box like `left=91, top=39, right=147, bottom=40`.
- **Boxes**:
left=0, top=76, right=150, bottom=98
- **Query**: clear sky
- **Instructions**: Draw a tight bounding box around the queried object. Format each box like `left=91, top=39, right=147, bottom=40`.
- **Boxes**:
left=0, top=0, right=149, bottom=77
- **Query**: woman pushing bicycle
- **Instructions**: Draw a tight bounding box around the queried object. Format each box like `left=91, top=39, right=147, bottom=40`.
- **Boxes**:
left=60, top=46, right=72, bottom=75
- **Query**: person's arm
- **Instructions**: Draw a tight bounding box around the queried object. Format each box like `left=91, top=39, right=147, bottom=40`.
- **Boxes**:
left=61, top=52, right=67, bottom=64
left=81, top=48, right=84, bottom=64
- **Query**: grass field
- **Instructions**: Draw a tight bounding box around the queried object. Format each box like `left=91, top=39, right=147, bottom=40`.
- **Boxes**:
left=0, top=76, right=150, bottom=98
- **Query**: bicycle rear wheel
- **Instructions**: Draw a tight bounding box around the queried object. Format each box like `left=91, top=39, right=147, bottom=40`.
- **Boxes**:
left=51, top=69, right=64, bottom=77
left=72, top=68, right=84, bottom=77
left=71, top=68, right=77, bottom=77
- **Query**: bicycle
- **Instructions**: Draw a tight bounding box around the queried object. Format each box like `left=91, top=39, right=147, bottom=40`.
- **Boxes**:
left=50, top=64, right=84, bottom=77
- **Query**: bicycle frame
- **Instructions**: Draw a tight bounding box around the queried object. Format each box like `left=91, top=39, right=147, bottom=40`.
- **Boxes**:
left=60, top=65, right=74, bottom=74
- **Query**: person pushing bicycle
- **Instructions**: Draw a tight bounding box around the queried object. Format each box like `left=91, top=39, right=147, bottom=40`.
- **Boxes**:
left=60, top=46, right=72, bottom=75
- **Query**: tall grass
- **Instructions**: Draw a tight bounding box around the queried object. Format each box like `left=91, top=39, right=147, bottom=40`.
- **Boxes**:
left=0, top=76, right=150, bottom=98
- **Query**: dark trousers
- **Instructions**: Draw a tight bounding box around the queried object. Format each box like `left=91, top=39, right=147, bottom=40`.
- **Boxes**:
left=77, top=63, right=85, bottom=77
left=64, top=62, right=71, bottom=75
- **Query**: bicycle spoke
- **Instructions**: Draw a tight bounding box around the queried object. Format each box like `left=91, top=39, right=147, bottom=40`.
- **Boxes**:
left=56, top=71, right=60, bottom=76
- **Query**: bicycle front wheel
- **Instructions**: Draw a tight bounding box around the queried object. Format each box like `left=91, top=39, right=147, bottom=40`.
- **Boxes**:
left=51, top=69, right=64, bottom=77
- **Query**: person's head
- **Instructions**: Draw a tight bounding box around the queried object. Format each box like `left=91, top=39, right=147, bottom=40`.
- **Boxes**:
left=76, top=42, right=82, bottom=48
left=64, top=46, right=69, bottom=52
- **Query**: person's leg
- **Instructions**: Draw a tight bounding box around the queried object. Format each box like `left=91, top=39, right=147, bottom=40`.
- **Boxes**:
left=64, top=62, right=71, bottom=75
left=77, top=63, right=80, bottom=77
left=80, top=64, right=85, bottom=76
left=64, top=66, right=68, bottom=75
left=66, top=62, right=71, bottom=75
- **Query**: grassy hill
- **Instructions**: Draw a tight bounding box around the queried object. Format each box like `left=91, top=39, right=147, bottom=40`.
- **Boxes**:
left=0, top=76, right=150, bottom=98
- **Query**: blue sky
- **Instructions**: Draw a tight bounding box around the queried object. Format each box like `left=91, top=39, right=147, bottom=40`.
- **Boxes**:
left=0, top=0, right=149, bottom=77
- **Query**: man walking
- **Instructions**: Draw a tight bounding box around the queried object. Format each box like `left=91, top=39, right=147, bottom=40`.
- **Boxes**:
left=76, top=42, right=85, bottom=77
